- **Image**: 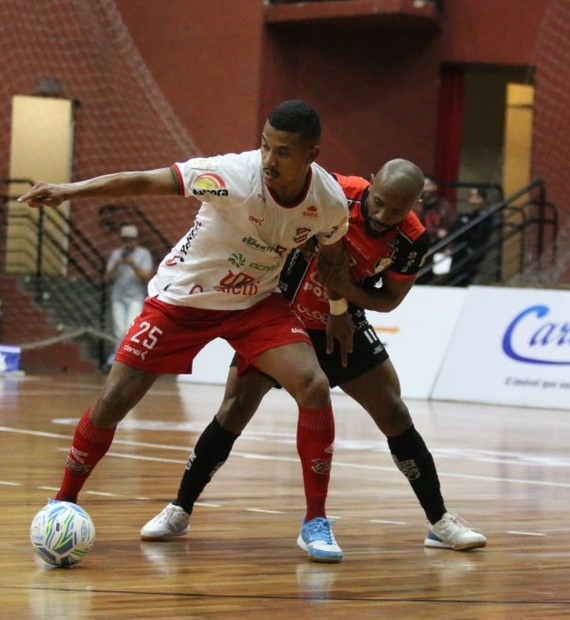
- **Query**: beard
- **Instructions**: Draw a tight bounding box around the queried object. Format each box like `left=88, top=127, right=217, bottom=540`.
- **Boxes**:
left=362, top=204, right=395, bottom=238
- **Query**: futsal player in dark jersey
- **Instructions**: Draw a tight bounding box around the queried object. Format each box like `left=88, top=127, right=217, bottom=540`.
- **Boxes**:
left=141, top=159, right=487, bottom=561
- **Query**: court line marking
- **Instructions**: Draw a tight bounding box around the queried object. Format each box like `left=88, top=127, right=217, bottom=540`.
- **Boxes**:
left=3, top=480, right=549, bottom=538
left=3, top=425, right=570, bottom=489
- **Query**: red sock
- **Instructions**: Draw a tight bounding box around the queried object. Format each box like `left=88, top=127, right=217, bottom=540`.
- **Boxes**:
left=296, top=404, right=334, bottom=522
left=55, top=409, right=116, bottom=503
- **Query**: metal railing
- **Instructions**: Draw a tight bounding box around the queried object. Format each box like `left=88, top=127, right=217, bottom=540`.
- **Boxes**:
left=417, top=178, right=558, bottom=286
left=0, top=179, right=174, bottom=366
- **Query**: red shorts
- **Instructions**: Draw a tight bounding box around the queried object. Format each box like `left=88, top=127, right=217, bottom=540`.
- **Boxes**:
left=114, top=294, right=312, bottom=375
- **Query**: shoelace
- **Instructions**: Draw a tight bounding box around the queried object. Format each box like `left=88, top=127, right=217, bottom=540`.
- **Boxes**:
left=306, top=519, right=334, bottom=544
left=446, top=514, right=471, bottom=528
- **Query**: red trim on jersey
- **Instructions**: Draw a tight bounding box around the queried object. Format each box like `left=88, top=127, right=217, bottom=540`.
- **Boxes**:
left=170, top=164, right=185, bottom=196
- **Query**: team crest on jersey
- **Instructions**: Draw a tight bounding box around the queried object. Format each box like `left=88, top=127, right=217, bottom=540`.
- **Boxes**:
left=191, top=173, right=229, bottom=197
left=294, top=227, right=312, bottom=244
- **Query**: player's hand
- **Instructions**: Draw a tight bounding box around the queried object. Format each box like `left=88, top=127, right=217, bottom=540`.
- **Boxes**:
left=326, top=311, right=354, bottom=367
left=17, top=183, right=69, bottom=208
left=298, top=239, right=317, bottom=262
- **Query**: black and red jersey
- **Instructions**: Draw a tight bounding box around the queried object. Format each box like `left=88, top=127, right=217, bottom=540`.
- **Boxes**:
left=279, top=173, right=429, bottom=330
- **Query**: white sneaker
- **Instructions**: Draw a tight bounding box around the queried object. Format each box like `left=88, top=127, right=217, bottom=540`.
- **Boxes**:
left=140, top=503, right=190, bottom=541
left=425, top=513, right=487, bottom=551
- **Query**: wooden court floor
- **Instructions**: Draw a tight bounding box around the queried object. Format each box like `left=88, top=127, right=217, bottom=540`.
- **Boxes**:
left=1, top=373, right=569, bottom=619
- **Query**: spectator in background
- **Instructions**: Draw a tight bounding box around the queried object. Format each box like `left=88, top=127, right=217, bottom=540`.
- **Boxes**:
left=414, top=173, right=455, bottom=245
left=414, top=174, right=455, bottom=283
left=448, top=187, right=494, bottom=286
left=104, top=224, right=153, bottom=370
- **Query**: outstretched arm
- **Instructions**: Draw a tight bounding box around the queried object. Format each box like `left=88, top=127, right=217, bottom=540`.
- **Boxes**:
left=17, top=168, right=178, bottom=208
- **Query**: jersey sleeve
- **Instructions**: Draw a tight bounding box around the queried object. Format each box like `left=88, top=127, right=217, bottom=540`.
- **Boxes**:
left=313, top=172, right=350, bottom=246
left=386, top=230, right=431, bottom=277
left=172, top=156, right=231, bottom=200
left=173, top=152, right=258, bottom=204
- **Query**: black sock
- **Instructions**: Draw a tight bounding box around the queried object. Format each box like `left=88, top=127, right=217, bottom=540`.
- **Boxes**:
left=387, top=425, right=446, bottom=524
left=174, top=416, right=239, bottom=515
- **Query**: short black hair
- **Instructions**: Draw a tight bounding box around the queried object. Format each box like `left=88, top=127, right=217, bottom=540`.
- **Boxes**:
left=267, top=100, right=321, bottom=144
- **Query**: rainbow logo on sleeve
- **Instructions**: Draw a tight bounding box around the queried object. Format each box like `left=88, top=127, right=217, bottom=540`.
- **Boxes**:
left=191, top=172, right=229, bottom=197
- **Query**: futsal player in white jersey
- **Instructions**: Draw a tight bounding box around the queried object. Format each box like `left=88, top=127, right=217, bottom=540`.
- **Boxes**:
left=19, top=100, right=350, bottom=561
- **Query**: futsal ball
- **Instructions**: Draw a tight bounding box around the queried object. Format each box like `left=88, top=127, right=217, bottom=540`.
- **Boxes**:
left=30, top=501, right=96, bottom=567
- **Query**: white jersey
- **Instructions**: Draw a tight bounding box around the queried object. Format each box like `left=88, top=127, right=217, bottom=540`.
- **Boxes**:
left=148, top=150, right=348, bottom=310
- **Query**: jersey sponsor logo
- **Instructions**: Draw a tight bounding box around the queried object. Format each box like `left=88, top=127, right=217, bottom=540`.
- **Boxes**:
left=302, top=205, right=319, bottom=218
left=249, top=262, right=280, bottom=272
left=242, top=236, right=288, bottom=257
left=176, top=220, right=202, bottom=258
left=295, top=302, right=328, bottom=326
left=165, top=225, right=198, bottom=265
left=228, top=252, right=277, bottom=272
left=228, top=252, right=247, bottom=268
left=302, top=270, right=326, bottom=298
left=214, top=270, right=258, bottom=296
left=248, top=215, right=264, bottom=225
left=294, top=227, right=312, bottom=244
left=191, top=172, right=229, bottom=197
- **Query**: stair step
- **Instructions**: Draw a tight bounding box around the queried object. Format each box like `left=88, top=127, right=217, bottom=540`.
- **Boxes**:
left=0, top=275, right=100, bottom=373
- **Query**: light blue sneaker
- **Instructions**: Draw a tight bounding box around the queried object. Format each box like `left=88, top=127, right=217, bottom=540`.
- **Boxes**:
left=297, top=517, right=343, bottom=563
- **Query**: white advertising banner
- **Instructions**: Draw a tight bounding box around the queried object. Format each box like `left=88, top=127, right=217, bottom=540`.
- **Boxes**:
left=432, top=286, right=570, bottom=410
left=366, top=286, right=467, bottom=400
left=178, top=337, right=235, bottom=386
left=179, top=286, right=467, bottom=401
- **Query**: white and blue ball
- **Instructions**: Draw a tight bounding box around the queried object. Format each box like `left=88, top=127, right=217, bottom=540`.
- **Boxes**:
left=30, top=501, right=95, bottom=567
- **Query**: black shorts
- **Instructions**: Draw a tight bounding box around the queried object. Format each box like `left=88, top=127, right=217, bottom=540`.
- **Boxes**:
left=231, top=307, right=389, bottom=388
left=307, top=307, right=389, bottom=387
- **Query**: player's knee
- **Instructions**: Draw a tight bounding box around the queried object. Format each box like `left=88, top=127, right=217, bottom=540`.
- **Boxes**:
left=89, top=399, right=124, bottom=428
left=375, top=396, right=412, bottom=436
left=291, top=368, right=330, bottom=408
